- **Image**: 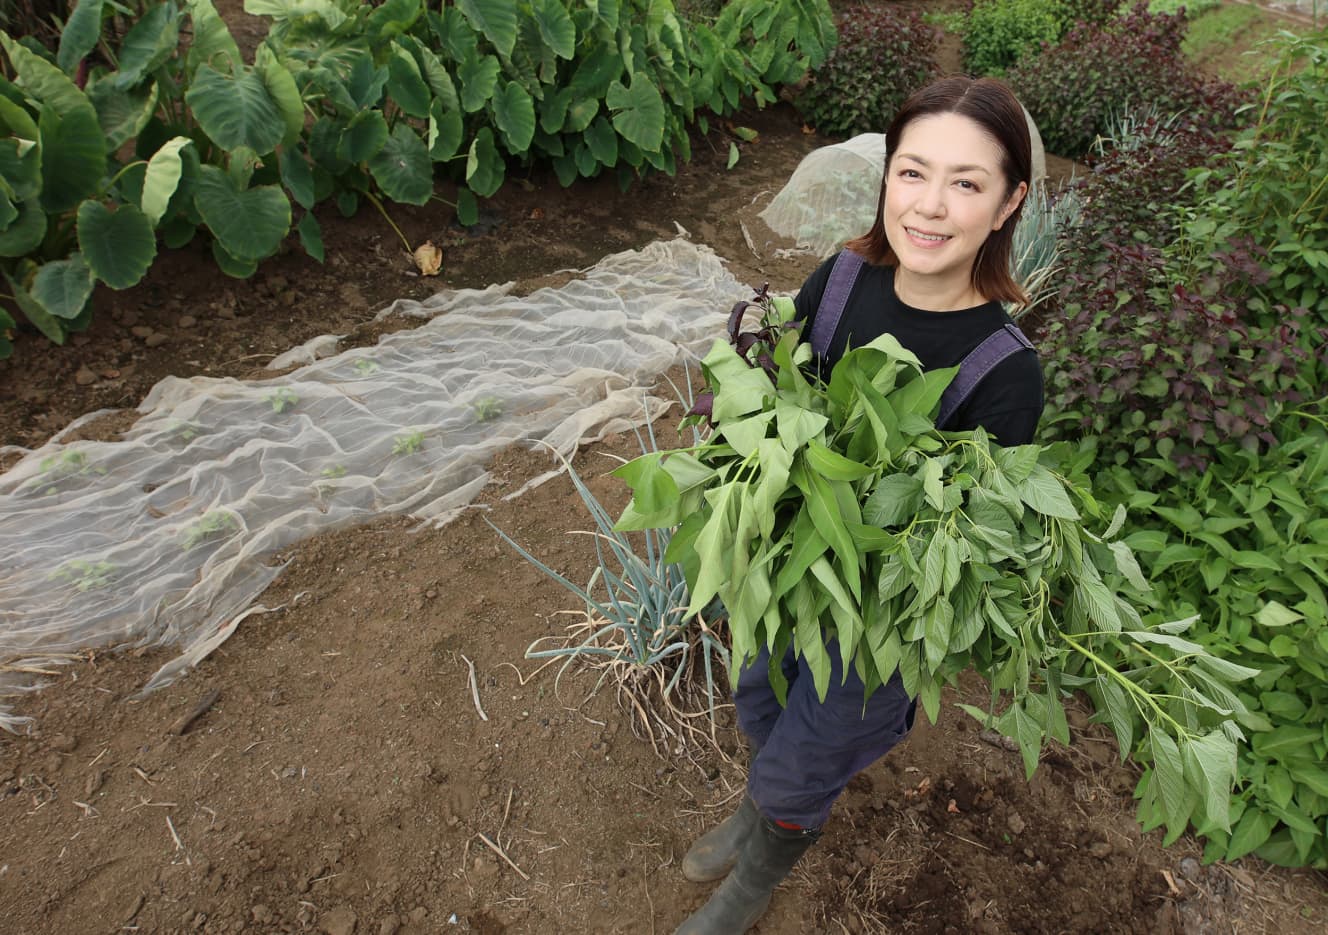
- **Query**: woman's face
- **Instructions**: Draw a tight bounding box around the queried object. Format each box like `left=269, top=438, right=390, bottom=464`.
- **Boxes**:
left=883, top=112, right=1026, bottom=304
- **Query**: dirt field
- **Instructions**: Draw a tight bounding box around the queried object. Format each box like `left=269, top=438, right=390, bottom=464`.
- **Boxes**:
left=3, top=3, right=1327, bottom=933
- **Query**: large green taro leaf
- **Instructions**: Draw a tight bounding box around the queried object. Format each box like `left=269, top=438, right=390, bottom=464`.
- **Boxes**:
left=192, top=164, right=290, bottom=262
left=76, top=200, right=156, bottom=289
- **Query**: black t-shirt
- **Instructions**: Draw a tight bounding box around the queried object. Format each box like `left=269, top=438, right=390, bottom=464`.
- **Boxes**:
left=792, top=253, right=1044, bottom=447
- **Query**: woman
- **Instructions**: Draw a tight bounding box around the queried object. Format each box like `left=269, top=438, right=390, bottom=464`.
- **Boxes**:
left=675, top=76, right=1045, bottom=935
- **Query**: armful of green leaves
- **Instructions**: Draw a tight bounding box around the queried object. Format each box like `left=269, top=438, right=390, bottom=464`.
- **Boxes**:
left=613, top=286, right=1256, bottom=843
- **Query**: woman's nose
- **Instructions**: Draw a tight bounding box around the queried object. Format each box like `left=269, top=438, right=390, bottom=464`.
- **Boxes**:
left=915, top=183, right=946, bottom=217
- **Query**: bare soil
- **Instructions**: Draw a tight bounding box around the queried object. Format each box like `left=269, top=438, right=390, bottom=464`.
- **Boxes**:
left=3, top=4, right=1327, bottom=934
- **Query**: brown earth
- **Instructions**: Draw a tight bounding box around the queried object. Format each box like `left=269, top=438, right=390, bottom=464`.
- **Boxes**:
left=3, top=3, right=1328, bottom=934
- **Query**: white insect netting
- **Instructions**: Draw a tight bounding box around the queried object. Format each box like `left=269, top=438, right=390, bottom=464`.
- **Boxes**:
left=0, top=237, right=748, bottom=732
left=758, top=133, right=887, bottom=259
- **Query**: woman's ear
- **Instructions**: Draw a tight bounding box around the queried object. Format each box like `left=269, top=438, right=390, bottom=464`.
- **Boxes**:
left=993, top=181, right=1029, bottom=231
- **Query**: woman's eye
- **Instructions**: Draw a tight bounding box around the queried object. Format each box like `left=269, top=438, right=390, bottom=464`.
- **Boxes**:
left=956, top=180, right=978, bottom=191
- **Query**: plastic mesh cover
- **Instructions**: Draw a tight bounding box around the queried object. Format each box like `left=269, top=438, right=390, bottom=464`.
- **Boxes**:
left=759, top=133, right=886, bottom=259
left=0, top=237, right=747, bottom=731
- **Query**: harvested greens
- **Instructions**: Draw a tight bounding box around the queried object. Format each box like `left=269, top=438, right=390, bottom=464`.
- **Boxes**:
left=614, top=287, right=1254, bottom=841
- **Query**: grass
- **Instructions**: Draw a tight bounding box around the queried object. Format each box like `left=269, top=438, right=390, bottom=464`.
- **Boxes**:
left=1182, top=2, right=1295, bottom=84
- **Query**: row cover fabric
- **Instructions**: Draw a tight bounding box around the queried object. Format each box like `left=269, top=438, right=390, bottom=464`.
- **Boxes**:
left=0, top=237, right=747, bottom=732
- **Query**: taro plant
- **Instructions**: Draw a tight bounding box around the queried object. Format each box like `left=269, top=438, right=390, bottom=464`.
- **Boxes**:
left=2, top=0, right=838, bottom=357
left=0, top=0, right=301, bottom=348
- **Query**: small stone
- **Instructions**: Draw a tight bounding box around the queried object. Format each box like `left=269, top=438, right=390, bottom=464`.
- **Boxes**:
left=1179, top=856, right=1201, bottom=881
left=251, top=905, right=272, bottom=924
left=424, top=589, right=438, bottom=600
left=377, top=915, right=401, bottom=935
left=145, top=332, right=169, bottom=348
left=178, top=315, right=197, bottom=329
left=1006, top=812, right=1027, bottom=836
left=120, top=310, right=139, bottom=327
left=131, top=326, right=154, bottom=339
left=320, top=906, right=357, bottom=935
left=1089, top=841, right=1112, bottom=859
left=216, top=306, right=236, bottom=320
left=74, top=367, right=98, bottom=386
left=84, top=770, right=106, bottom=797
left=101, top=368, right=121, bottom=379
left=49, top=733, right=78, bottom=753
left=407, top=907, right=427, bottom=924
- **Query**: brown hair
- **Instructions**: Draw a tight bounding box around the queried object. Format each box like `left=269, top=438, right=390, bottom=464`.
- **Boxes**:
left=845, top=76, right=1032, bottom=307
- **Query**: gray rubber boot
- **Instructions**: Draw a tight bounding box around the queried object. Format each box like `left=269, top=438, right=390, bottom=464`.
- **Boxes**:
left=673, top=815, right=820, bottom=935
left=681, top=794, right=759, bottom=883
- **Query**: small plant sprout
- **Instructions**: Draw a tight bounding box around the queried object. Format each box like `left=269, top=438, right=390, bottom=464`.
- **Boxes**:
left=50, top=559, right=115, bottom=592
left=181, top=510, right=240, bottom=549
left=473, top=396, right=504, bottom=423
left=267, top=387, right=299, bottom=413
left=392, top=430, right=425, bottom=455
left=169, top=420, right=202, bottom=442
left=353, top=358, right=379, bottom=376
left=320, top=464, right=347, bottom=479
left=28, top=450, right=105, bottom=495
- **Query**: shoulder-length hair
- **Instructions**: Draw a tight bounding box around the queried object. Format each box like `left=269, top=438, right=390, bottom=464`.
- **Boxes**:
left=845, top=76, right=1032, bottom=307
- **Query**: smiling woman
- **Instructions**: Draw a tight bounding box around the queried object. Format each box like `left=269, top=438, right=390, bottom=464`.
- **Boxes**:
left=673, top=75, right=1045, bottom=935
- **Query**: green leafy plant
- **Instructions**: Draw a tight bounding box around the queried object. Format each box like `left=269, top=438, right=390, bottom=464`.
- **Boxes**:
left=50, top=558, right=114, bottom=591
left=794, top=4, right=938, bottom=139
left=472, top=395, right=504, bottom=422
left=614, top=289, right=1252, bottom=838
left=2, top=0, right=838, bottom=357
left=960, top=0, right=1063, bottom=77
left=391, top=429, right=425, bottom=455
left=0, top=0, right=298, bottom=350
left=1176, top=28, right=1328, bottom=329
left=1084, top=407, right=1328, bottom=867
left=1008, top=3, right=1244, bottom=158
left=266, top=387, right=299, bottom=413
left=181, top=508, right=239, bottom=548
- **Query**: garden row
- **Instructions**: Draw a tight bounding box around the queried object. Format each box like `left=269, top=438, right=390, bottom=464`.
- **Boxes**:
left=0, top=0, right=835, bottom=357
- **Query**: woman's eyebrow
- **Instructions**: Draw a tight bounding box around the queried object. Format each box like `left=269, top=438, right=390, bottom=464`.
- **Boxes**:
left=896, top=153, right=992, bottom=175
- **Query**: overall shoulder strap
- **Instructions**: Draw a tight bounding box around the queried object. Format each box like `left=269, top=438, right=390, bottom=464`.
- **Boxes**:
left=810, top=250, right=866, bottom=358
left=935, top=323, right=1036, bottom=430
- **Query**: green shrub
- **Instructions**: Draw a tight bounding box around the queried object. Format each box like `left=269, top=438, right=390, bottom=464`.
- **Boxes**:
left=1085, top=408, right=1328, bottom=868
left=961, top=0, right=1063, bottom=76
left=1008, top=3, right=1244, bottom=158
left=1037, top=31, right=1328, bottom=867
left=794, top=4, right=939, bottom=138
left=1177, top=28, right=1328, bottom=330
